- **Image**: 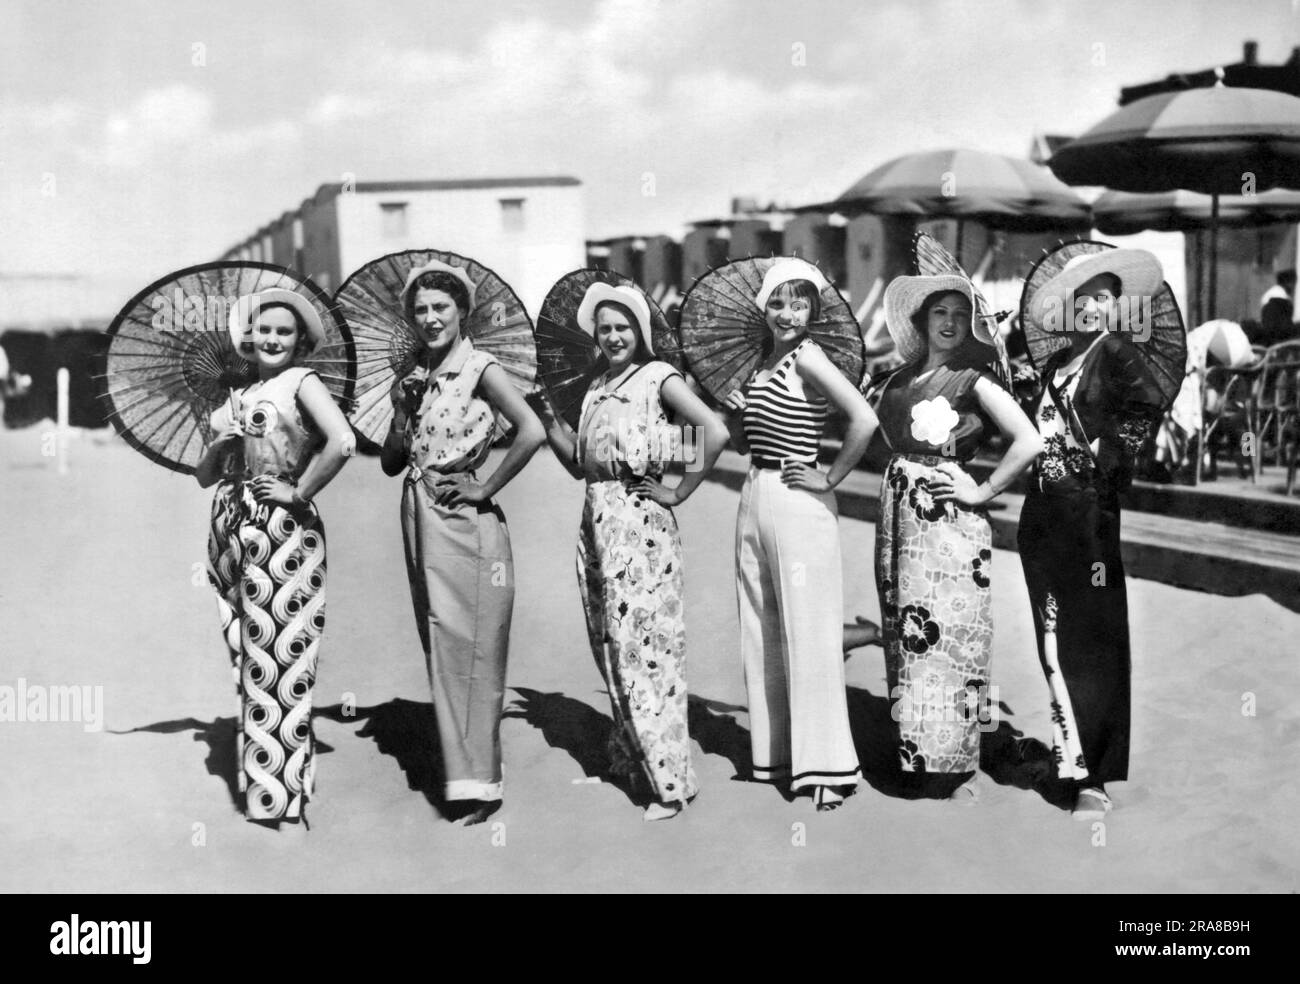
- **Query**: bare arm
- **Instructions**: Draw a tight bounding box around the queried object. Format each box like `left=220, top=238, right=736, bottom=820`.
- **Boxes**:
left=933, top=376, right=1043, bottom=506
left=379, top=379, right=411, bottom=477
left=468, top=364, right=546, bottom=499
left=795, top=345, right=877, bottom=489
left=720, top=389, right=750, bottom=455
left=631, top=374, right=729, bottom=506
left=292, top=374, right=355, bottom=501
left=195, top=428, right=239, bottom=488
left=528, top=389, right=585, bottom=480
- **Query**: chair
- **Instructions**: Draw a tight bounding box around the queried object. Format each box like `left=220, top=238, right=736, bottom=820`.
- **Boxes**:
left=1255, top=340, right=1300, bottom=468
left=1197, top=365, right=1258, bottom=483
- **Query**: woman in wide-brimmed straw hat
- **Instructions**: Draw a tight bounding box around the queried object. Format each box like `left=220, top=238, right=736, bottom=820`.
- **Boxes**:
left=718, top=257, right=878, bottom=812
left=379, top=258, right=546, bottom=825
left=868, top=274, right=1042, bottom=801
left=531, top=278, right=728, bottom=821
left=1017, top=246, right=1169, bottom=821
left=194, top=287, right=355, bottom=828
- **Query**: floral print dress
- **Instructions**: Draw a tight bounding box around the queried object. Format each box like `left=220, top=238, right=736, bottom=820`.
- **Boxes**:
left=575, top=361, right=697, bottom=805
left=873, top=364, right=996, bottom=774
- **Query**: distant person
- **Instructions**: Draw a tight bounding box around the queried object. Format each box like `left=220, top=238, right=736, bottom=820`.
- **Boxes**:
left=1257, top=269, right=1296, bottom=346
left=0, top=343, right=33, bottom=424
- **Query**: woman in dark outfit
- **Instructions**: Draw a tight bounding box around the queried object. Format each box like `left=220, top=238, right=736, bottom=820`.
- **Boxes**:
left=1017, top=248, right=1170, bottom=821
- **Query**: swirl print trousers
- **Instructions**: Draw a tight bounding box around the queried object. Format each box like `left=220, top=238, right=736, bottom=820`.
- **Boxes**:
left=577, top=480, right=697, bottom=806
left=207, top=483, right=326, bottom=822
left=876, top=455, right=993, bottom=774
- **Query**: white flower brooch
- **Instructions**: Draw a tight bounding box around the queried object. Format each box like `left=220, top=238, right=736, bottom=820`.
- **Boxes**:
left=909, top=396, right=959, bottom=447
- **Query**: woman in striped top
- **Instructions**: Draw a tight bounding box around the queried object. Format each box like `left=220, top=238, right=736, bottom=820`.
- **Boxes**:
left=722, top=258, right=878, bottom=811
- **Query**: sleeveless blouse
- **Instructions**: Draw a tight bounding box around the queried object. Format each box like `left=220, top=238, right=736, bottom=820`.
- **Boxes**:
left=742, top=338, right=829, bottom=463
left=397, top=337, right=503, bottom=475
left=577, top=360, right=682, bottom=482
left=874, top=363, right=991, bottom=462
left=210, top=366, right=322, bottom=480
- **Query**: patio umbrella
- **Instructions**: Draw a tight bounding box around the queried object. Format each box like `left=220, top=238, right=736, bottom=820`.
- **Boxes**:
left=1093, top=188, right=1300, bottom=234
left=814, top=148, right=1091, bottom=256
left=1049, top=85, right=1300, bottom=317
left=1188, top=319, right=1254, bottom=368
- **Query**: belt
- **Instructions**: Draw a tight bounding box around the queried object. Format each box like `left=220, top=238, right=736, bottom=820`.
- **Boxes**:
left=752, top=455, right=814, bottom=470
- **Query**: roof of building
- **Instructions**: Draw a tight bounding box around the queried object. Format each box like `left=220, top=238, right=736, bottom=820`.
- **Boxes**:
left=309, top=175, right=581, bottom=205
left=222, top=175, right=582, bottom=254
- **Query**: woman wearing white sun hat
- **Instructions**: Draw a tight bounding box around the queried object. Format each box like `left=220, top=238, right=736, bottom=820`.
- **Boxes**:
left=533, top=278, right=727, bottom=821
left=1017, top=246, right=1169, bottom=822
left=871, top=274, right=1041, bottom=801
left=194, top=287, right=354, bottom=827
left=721, top=257, right=877, bottom=812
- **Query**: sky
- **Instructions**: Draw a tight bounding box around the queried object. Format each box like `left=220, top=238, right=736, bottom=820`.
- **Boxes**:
left=2, top=0, right=1298, bottom=294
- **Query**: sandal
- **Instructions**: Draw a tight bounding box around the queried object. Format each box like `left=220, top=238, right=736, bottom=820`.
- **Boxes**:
left=643, top=802, right=683, bottom=822
left=948, top=776, right=980, bottom=805
left=814, top=786, right=846, bottom=812
left=1072, top=787, right=1112, bottom=821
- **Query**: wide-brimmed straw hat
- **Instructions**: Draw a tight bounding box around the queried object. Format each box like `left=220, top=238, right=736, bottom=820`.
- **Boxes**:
left=884, top=275, right=995, bottom=365
left=754, top=257, right=830, bottom=311
left=1026, top=248, right=1163, bottom=332
left=399, top=259, right=479, bottom=314
left=228, top=288, right=326, bottom=362
left=576, top=282, right=655, bottom=356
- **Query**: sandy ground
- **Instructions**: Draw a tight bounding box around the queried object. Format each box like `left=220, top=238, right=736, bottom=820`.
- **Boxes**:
left=1, top=424, right=1297, bottom=893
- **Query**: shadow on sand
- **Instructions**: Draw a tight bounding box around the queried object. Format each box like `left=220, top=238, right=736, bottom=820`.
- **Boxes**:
left=314, top=698, right=493, bottom=822
left=110, top=715, right=336, bottom=813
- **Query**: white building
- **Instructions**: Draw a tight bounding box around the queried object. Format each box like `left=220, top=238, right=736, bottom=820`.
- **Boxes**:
left=222, top=176, right=586, bottom=313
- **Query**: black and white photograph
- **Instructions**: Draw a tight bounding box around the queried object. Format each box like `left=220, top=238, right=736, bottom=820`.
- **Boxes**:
left=0, top=0, right=1295, bottom=925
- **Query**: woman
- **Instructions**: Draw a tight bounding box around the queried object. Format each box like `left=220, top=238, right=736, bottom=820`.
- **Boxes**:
left=872, top=276, right=1042, bottom=800
left=1018, top=249, right=1168, bottom=821
left=195, top=288, right=354, bottom=827
left=532, top=281, right=728, bottom=820
left=722, top=258, right=877, bottom=812
left=380, top=260, right=545, bottom=825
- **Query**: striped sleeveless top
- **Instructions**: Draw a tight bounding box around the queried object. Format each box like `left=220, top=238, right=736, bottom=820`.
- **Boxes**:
left=742, top=338, right=830, bottom=463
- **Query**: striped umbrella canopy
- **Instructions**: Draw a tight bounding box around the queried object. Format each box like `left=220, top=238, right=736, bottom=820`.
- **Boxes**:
left=1049, top=85, right=1300, bottom=316
left=103, top=262, right=354, bottom=475
left=1093, top=187, right=1300, bottom=234
left=678, top=256, right=863, bottom=402
left=826, top=148, right=1091, bottom=229
left=333, top=249, right=536, bottom=444
left=534, top=269, right=683, bottom=430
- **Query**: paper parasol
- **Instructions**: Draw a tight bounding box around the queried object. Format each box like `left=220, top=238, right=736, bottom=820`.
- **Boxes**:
left=333, top=249, right=536, bottom=443
left=534, top=269, right=683, bottom=430
left=912, top=231, right=1014, bottom=385
left=1018, top=240, right=1187, bottom=407
left=678, top=256, right=863, bottom=402
left=103, top=262, right=354, bottom=476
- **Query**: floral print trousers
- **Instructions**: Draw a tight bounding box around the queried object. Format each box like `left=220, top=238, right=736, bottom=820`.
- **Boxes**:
left=577, top=480, right=697, bottom=805
left=876, top=455, right=994, bottom=774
